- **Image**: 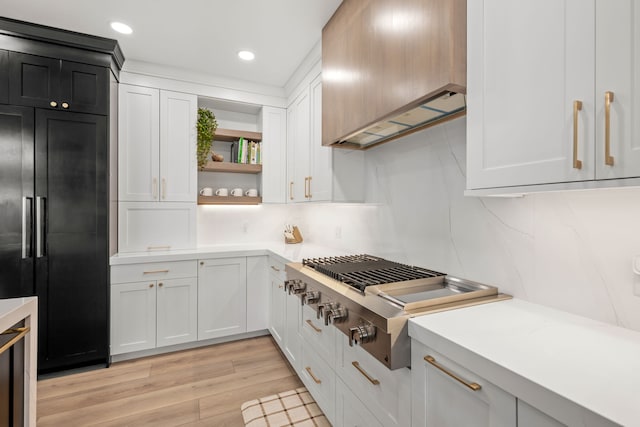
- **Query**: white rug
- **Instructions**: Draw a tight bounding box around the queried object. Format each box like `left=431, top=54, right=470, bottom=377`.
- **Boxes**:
left=241, top=387, right=330, bottom=426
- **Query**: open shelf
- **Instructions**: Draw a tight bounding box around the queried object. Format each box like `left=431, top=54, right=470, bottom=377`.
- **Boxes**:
left=214, top=128, right=262, bottom=142
left=200, top=161, right=262, bottom=174
left=198, top=195, right=262, bottom=205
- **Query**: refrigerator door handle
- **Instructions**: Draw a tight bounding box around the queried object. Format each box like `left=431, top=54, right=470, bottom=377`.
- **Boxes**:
left=36, top=196, right=46, bottom=258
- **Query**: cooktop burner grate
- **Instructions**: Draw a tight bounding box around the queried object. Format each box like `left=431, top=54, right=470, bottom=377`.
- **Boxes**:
left=302, top=254, right=446, bottom=292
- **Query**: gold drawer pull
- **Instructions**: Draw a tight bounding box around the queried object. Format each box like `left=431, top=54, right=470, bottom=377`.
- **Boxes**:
left=573, top=100, right=583, bottom=169
left=143, top=269, right=169, bottom=275
left=352, top=361, right=380, bottom=385
left=289, top=182, right=294, bottom=200
left=424, top=355, right=481, bottom=391
left=605, top=91, right=615, bottom=166
left=305, top=366, right=322, bottom=384
left=306, top=319, right=322, bottom=333
left=0, top=327, right=30, bottom=356
left=146, top=245, right=171, bottom=251
left=270, top=265, right=281, bottom=272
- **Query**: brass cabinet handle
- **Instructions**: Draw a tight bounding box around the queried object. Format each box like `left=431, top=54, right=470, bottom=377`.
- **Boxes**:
left=143, top=269, right=169, bottom=274
left=306, top=319, right=322, bottom=333
left=0, top=327, right=30, bottom=356
left=304, top=177, right=308, bottom=198
left=307, top=176, right=312, bottom=198
left=305, top=366, right=322, bottom=384
left=573, top=100, right=583, bottom=169
left=424, top=355, right=481, bottom=391
left=62, top=102, right=69, bottom=109
left=605, top=91, right=615, bottom=166
left=352, top=361, right=380, bottom=385
left=278, top=284, right=283, bottom=289
left=270, top=265, right=281, bottom=272
left=152, top=178, right=158, bottom=199
left=289, top=181, right=294, bottom=200
left=50, top=101, right=58, bottom=108
left=161, top=178, right=166, bottom=199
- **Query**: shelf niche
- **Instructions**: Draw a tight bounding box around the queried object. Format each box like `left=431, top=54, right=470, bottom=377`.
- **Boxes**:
left=198, top=195, right=262, bottom=205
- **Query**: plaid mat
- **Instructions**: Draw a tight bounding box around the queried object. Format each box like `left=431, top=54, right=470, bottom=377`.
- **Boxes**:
left=241, top=387, right=330, bottom=426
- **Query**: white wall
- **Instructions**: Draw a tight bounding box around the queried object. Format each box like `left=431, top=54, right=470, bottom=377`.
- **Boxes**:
left=198, top=117, right=640, bottom=333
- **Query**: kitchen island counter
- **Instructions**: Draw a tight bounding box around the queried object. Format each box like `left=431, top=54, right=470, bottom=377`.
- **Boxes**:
left=409, top=298, right=638, bottom=426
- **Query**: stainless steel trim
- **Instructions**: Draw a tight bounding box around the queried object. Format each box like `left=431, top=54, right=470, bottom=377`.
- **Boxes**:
left=36, top=196, right=43, bottom=258
left=22, top=197, right=28, bottom=259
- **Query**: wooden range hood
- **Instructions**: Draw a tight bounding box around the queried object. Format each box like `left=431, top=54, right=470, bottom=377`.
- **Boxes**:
left=322, top=0, right=467, bottom=149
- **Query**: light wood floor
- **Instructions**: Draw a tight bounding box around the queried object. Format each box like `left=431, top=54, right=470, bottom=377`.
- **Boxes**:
left=37, top=336, right=303, bottom=426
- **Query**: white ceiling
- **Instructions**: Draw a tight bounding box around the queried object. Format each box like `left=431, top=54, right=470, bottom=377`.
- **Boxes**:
left=0, top=0, right=342, bottom=88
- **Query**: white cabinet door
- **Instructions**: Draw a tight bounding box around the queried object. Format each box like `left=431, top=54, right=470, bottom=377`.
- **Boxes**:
left=337, top=335, right=411, bottom=427
left=159, top=90, right=197, bottom=202
left=110, top=281, right=157, bottom=355
left=118, top=202, right=196, bottom=252
left=197, top=257, right=247, bottom=340
left=518, top=400, right=566, bottom=427
left=260, top=106, right=287, bottom=203
left=467, top=0, right=595, bottom=189
left=595, top=0, right=640, bottom=179
left=246, top=256, right=269, bottom=332
left=300, top=304, right=335, bottom=367
left=412, top=341, right=516, bottom=427
left=268, top=259, right=286, bottom=347
left=287, top=87, right=311, bottom=202
left=118, top=84, right=160, bottom=201
left=300, top=338, right=336, bottom=423
left=156, top=277, right=197, bottom=347
left=283, top=289, right=302, bottom=369
left=335, top=377, right=384, bottom=427
left=309, top=73, right=332, bottom=202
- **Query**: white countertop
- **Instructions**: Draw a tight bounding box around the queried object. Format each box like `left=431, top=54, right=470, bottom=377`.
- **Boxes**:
left=409, top=298, right=639, bottom=426
left=0, top=297, right=38, bottom=331
left=109, top=242, right=349, bottom=265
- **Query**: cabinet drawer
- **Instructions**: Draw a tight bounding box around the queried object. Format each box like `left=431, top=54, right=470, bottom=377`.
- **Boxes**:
left=300, top=337, right=336, bottom=423
left=268, top=257, right=287, bottom=281
left=111, top=260, right=197, bottom=284
left=301, top=304, right=336, bottom=367
left=337, top=336, right=411, bottom=427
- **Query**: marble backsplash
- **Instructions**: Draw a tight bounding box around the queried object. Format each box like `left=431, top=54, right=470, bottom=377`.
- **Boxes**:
left=198, top=117, right=640, bottom=333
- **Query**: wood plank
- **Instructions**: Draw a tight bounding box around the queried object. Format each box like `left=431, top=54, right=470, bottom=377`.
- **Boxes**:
left=179, top=409, right=245, bottom=427
left=214, top=127, right=262, bottom=142
left=198, top=195, right=262, bottom=205
left=91, top=400, right=200, bottom=427
left=200, top=161, right=262, bottom=173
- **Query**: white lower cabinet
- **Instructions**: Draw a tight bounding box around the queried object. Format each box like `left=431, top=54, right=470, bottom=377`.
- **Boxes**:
left=247, top=256, right=269, bottom=332
left=268, top=257, right=286, bottom=347
left=517, top=400, right=565, bottom=427
left=337, top=336, right=411, bottom=427
left=335, top=377, right=384, bottom=427
left=110, top=260, right=198, bottom=355
left=411, top=340, right=516, bottom=427
left=283, top=283, right=302, bottom=369
left=198, top=257, right=247, bottom=340
left=300, top=337, right=336, bottom=422
left=300, top=305, right=335, bottom=367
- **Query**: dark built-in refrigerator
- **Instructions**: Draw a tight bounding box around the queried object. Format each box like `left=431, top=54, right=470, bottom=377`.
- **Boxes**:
left=0, top=18, right=122, bottom=374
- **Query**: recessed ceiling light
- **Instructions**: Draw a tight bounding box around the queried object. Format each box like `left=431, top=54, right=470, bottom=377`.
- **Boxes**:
left=110, top=22, right=133, bottom=35
left=238, top=50, right=255, bottom=61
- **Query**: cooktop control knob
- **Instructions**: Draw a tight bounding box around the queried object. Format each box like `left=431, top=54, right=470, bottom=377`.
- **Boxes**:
left=285, top=279, right=306, bottom=295
left=349, top=323, right=376, bottom=347
left=302, top=290, right=320, bottom=305
left=317, top=302, right=337, bottom=320
left=325, top=306, right=348, bottom=325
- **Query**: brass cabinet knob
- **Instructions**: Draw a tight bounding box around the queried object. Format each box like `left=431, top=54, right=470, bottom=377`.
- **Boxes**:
left=62, top=102, right=69, bottom=109
left=158, top=282, right=163, bottom=287
left=149, top=283, right=154, bottom=288
left=200, top=261, right=204, bottom=266
left=50, top=101, right=58, bottom=108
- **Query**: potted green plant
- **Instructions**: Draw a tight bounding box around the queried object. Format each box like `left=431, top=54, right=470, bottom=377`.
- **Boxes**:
left=196, top=108, right=218, bottom=169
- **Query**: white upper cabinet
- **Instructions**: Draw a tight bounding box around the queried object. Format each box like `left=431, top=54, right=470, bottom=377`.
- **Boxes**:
left=467, top=0, right=595, bottom=190
left=467, top=0, right=640, bottom=192
left=595, top=0, right=640, bottom=179
left=119, top=84, right=197, bottom=202
left=259, top=106, right=287, bottom=203
left=287, top=72, right=332, bottom=203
